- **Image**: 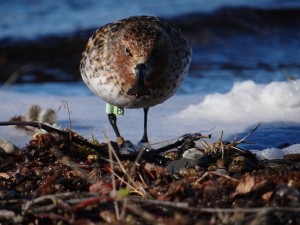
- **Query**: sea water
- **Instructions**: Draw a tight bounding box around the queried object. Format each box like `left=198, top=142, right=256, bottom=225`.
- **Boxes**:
left=1, top=0, right=299, bottom=40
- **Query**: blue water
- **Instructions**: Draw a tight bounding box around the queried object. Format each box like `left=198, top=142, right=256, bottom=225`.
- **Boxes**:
left=4, top=31, right=300, bottom=96
left=2, top=0, right=300, bottom=96
left=1, top=0, right=300, bottom=40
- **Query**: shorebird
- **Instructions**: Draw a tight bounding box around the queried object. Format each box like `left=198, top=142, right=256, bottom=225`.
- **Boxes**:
left=80, top=15, right=191, bottom=145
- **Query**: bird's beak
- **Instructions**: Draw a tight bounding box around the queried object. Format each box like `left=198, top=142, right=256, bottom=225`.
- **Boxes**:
left=127, top=63, right=151, bottom=97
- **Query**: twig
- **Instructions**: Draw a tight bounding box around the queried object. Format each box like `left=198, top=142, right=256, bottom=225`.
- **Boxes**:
left=193, top=171, right=240, bottom=186
left=59, top=100, right=73, bottom=141
left=23, top=194, right=75, bottom=223
left=0, top=121, right=104, bottom=153
left=105, top=134, right=146, bottom=197
left=60, top=156, right=98, bottom=185
left=35, top=213, right=72, bottom=223
left=232, top=122, right=261, bottom=145
left=108, top=169, right=137, bottom=193
left=153, top=132, right=209, bottom=154
left=107, top=135, right=120, bottom=220
left=0, top=210, right=16, bottom=219
left=127, top=197, right=300, bottom=213
left=124, top=201, right=157, bottom=224
left=2, top=64, right=35, bottom=88
left=71, top=196, right=113, bottom=212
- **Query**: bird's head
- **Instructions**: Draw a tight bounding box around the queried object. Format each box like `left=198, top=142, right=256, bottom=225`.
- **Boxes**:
left=113, top=22, right=171, bottom=97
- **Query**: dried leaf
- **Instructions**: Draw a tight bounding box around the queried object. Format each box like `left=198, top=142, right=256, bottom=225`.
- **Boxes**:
left=231, top=174, right=255, bottom=197
left=0, top=172, right=10, bottom=179
left=89, top=181, right=113, bottom=194
left=262, top=191, right=273, bottom=202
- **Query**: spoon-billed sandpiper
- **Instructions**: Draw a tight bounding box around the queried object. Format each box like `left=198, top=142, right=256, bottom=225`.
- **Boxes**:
left=80, top=15, right=192, bottom=145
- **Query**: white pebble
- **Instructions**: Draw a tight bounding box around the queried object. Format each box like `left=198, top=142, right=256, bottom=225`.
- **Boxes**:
left=0, top=140, right=16, bottom=154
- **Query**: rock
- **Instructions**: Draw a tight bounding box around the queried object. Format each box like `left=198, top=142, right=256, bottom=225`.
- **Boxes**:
left=0, top=140, right=16, bottom=154
left=229, top=155, right=257, bottom=174
left=166, top=158, right=199, bottom=174
left=182, top=148, right=205, bottom=160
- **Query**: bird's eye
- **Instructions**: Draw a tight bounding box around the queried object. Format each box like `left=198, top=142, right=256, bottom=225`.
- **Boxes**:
left=125, top=47, right=131, bottom=55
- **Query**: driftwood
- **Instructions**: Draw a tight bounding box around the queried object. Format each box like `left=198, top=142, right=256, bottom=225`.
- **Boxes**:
left=0, top=120, right=209, bottom=159
left=0, top=120, right=102, bottom=151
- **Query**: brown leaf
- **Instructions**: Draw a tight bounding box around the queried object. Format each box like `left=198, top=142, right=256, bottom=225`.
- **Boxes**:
left=0, top=172, right=10, bottom=179
left=262, top=191, right=273, bottom=202
left=89, top=181, right=112, bottom=194
left=231, top=174, right=255, bottom=197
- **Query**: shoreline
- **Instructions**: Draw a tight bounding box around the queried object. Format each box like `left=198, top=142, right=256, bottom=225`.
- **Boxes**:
left=0, top=126, right=300, bottom=224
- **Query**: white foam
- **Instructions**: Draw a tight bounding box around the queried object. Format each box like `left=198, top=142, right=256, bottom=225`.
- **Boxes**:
left=251, top=148, right=284, bottom=159
left=170, top=79, right=300, bottom=138
left=252, top=144, right=300, bottom=159
left=0, top=79, right=300, bottom=159
left=283, top=144, right=300, bottom=155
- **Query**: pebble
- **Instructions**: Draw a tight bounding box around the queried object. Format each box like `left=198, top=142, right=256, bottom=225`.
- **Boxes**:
left=182, top=148, right=205, bottom=160
left=0, top=140, right=16, bottom=154
left=229, top=155, right=257, bottom=174
left=166, top=158, right=199, bottom=174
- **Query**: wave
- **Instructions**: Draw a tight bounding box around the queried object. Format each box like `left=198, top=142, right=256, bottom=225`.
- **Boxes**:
left=174, top=79, right=300, bottom=123
left=172, top=7, right=300, bottom=39
left=169, top=79, right=300, bottom=149
left=1, top=6, right=300, bottom=85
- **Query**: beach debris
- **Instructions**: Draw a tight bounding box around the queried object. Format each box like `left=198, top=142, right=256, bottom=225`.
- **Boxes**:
left=10, top=104, right=57, bottom=132
left=182, top=147, right=205, bottom=160
left=0, top=119, right=299, bottom=224
left=0, top=140, right=16, bottom=154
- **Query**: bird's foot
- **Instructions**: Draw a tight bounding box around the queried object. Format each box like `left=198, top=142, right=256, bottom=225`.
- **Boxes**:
left=116, top=136, right=125, bottom=146
left=117, top=139, right=151, bottom=156
left=118, top=140, right=135, bottom=156
left=136, top=140, right=151, bottom=152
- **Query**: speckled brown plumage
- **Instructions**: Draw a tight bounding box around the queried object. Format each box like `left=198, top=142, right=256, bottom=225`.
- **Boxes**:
left=80, top=15, right=192, bottom=142
left=80, top=15, right=191, bottom=109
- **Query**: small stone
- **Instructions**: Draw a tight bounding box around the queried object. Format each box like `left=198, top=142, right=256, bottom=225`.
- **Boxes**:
left=164, top=150, right=179, bottom=160
left=229, top=156, right=257, bottom=174
left=87, top=154, right=98, bottom=163
left=0, top=140, right=16, bottom=154
left=182, top=148, right=205, bottom=160
left=166, top=158, right=199, bottom=174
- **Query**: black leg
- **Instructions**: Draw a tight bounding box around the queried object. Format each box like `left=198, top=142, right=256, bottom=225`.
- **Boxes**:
left=108, top=113, right=121, bottom=138
left=140, top=107, right=149, bottom=143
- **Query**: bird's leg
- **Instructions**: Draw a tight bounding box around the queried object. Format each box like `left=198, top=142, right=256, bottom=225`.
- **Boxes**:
left=140, top=107, right=149, bottom=143
left=108, top=113, right=124, bottom=145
